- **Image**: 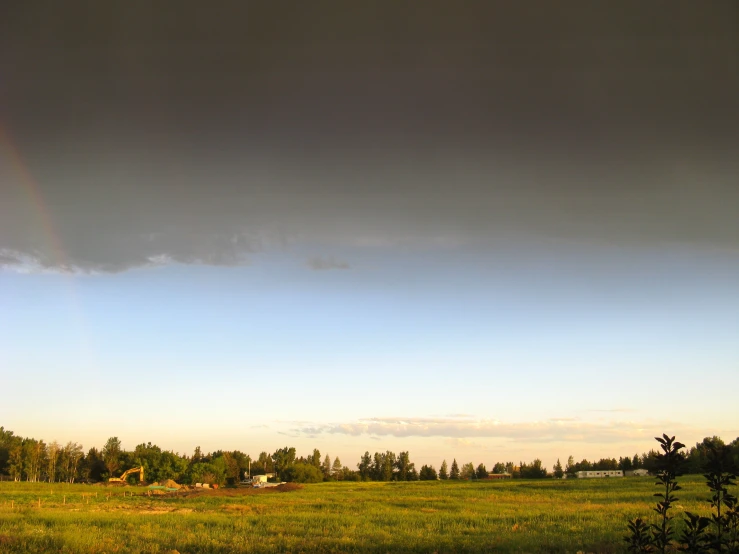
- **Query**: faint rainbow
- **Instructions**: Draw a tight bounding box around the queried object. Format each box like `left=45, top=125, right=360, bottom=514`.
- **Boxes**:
left=0, top=122, right=98, bottom=371
left=0, top=124, right=68, bottom=269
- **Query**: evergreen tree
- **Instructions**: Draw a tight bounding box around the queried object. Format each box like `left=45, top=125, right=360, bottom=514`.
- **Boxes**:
left=450, top=459, right=460, bottom=480
left=553, top=458, right=564, bottom=479
left=322, top=454, right=332, bottom=479
left=332, top=456, right=342, bottom=480
left=476, top=463, right=488, bottom=479
left=439, top=460, right=449, bottom=480
left=82, top=447, right=106, bottom=482
left=419, top=464, right=437, bottom=480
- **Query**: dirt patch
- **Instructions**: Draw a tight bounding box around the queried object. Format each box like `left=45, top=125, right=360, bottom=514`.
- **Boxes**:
left=161, top=479, right=181, bottom=489
left=224, top=504, right=252, bottom=513
left=133, top=506, right=179, bottom=515
left=179, top=483, right=303, bottom=498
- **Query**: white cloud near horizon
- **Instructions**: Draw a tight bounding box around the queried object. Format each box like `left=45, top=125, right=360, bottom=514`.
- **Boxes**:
left=289, top=416, right=697, bottom=444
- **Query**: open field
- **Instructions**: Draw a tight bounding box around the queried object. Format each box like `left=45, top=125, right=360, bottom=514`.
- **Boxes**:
left=0, top=476, right=716, bottom=553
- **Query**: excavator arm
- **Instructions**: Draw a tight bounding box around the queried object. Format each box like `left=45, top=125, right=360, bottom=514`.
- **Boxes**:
left=108, top=466, right=145, bottom=483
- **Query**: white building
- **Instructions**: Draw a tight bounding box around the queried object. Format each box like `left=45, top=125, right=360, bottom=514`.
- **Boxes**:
left=576, top=470, right=623, bottom=478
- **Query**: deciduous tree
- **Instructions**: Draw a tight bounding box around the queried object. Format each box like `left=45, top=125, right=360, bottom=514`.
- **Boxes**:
left=461, top=462, right=476, bottom=480
left=357, top=451, right=372, bottom=481
left=565, top=456, right=576, bottom=477
left=102, top=437, right=122, bottom=478
left=47, top=441, right=60, bottom=483
left=395, top=451, right=415, bottom=481
left=271, top=446, right=296, bottom=479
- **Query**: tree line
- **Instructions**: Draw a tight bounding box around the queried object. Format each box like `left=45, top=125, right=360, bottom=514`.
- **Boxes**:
left=1, top=426, right=736, bottom=486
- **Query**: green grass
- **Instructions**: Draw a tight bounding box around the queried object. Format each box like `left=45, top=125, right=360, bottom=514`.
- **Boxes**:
left=0, top=476, right=717, bottom=553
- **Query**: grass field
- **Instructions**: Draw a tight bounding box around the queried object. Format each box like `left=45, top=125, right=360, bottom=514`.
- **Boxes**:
left=0, top=476, right=717, bottom=553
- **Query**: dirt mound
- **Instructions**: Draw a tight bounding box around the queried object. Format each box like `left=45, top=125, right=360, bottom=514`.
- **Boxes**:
left=162, top=479, right=181, bottom=489
left=276, top=483, right=302, bottom=492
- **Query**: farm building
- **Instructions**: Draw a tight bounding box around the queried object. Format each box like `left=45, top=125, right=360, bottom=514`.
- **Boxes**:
left=624, top=469, right=649, bottom=477
left=576, top=470, right=623, bottom=478
left=485, top=473, right=513, bottom=480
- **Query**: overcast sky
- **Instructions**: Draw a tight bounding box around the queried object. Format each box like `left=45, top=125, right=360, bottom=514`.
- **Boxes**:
left=1, top=2, right=738, bottom=467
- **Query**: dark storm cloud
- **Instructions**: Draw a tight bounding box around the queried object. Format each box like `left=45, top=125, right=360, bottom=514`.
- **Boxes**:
left=306, top=257, right=351, bottom=271
left=0, top=2, right=737, bottom=272
left=0, top=251, right=22, bottom=266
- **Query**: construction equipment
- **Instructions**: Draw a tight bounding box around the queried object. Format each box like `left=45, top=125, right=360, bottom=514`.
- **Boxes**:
left=108, top=466, right=145, bottom=484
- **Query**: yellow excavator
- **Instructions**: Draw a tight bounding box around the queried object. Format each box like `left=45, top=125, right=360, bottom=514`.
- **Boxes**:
left=108, top=466, right=145, bottom=484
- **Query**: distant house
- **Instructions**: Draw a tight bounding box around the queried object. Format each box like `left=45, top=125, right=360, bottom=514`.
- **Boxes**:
left=485, top=473, right=512, bottom=480
left=576, top=470, right=623, bottom=479
left=625, top=469, right=649, bottom=477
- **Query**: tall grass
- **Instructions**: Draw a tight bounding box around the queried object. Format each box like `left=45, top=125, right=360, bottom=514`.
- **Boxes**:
left=0, top=477, right=711, bottom=553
